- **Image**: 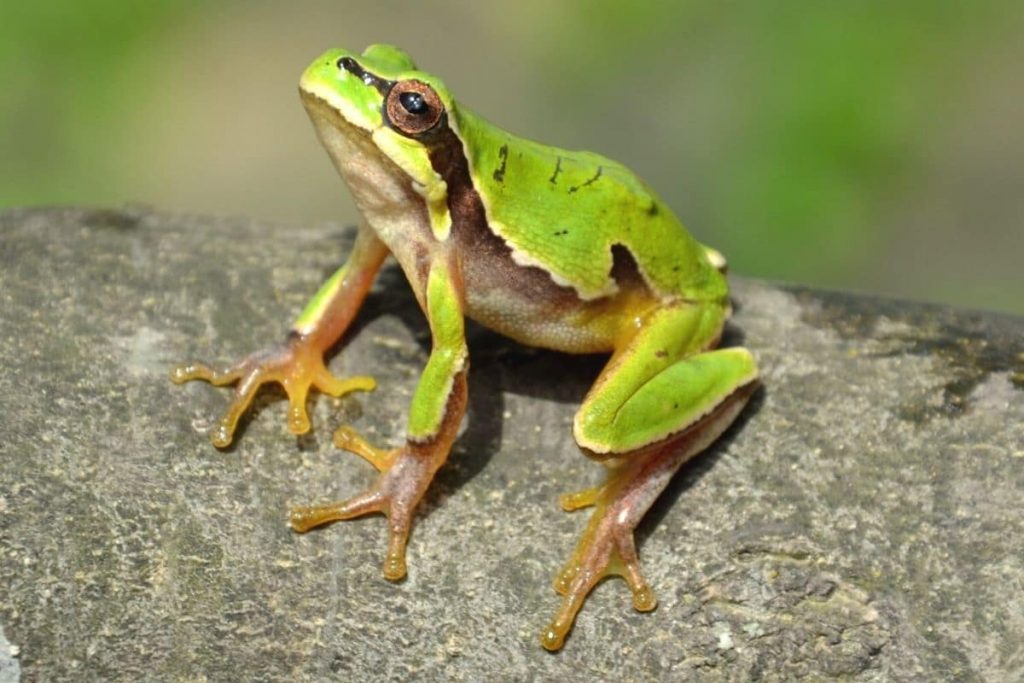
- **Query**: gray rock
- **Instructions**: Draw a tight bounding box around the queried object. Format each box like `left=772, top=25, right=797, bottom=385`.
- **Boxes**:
left=1, top=206, right=1021, bottom=681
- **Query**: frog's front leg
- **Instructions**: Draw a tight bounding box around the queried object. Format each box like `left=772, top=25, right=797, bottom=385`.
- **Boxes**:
left=289, top=259, right=468, bottom=581
left=171, top=224, right=388, bottom=446
left=541, top=304, right=759, bottom=651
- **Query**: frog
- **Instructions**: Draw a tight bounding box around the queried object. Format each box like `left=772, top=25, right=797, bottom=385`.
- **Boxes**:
left=171, top=44, right=760, bottom=651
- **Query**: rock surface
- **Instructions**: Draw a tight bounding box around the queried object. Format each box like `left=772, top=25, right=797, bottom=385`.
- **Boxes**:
left=1, top=207, right=1022, bottom=681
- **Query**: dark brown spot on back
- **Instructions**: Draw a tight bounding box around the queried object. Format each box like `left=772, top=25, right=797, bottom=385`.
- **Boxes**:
left=568, top=166, right=603, bottom=194
left=549, top=157, right=562, bottom=184
left=493, top=144, right=508, bottom=183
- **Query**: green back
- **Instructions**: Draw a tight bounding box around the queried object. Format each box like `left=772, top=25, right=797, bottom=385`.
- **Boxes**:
left=452, top=107, right=725, bottom=302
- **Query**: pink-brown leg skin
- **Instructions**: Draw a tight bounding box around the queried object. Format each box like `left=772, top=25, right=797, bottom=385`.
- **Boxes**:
left=171, top=333, right=375, bottom=447
left=289, top=372, right=467, bottom=581
left=541, top=382, right=758, bottom=651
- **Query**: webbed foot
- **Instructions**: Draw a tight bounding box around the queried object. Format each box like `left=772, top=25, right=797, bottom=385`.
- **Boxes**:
left=171, top=333, right=375, bottom=447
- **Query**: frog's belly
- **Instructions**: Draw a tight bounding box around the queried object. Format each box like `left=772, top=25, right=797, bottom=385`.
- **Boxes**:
left=466, top=290, right=615, bottom=353
left=461, top=258, right=623, bottom=355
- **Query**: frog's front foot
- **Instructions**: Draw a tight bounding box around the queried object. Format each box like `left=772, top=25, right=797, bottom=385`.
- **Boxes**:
left=289, top=427, right=445, bottom=581
left=171, top=333, right=375, bottom=447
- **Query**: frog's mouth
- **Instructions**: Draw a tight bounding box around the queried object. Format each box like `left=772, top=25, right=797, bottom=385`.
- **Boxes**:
left=299, top=88, right=370, bottom=137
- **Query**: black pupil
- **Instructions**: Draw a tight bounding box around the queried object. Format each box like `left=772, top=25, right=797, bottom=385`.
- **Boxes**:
left=399, top=91, right=427, bottom=115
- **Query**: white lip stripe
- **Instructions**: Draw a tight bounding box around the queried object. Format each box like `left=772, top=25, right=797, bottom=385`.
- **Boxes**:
left=300, top=80, right=378, bottom=133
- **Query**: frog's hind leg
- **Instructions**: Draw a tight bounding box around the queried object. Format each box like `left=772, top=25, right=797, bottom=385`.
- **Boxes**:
left=541, top=303, right=759, bottom=651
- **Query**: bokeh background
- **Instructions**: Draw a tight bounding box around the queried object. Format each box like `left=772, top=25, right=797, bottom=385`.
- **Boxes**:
left=3, top=1, right=1022, bottom=313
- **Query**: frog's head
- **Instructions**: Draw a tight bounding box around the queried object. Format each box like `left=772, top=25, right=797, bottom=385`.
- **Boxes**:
left=300, top=45, right=460, bottom=237
left=300, top=44, right=455, bottom=137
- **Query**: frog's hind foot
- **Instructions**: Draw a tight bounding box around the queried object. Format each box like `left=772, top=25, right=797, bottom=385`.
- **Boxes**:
left=171, top=335, right=375, bottom=447
left=541, top=459, right=663, bottom=652
left=543, top=377, right=759, bottom=650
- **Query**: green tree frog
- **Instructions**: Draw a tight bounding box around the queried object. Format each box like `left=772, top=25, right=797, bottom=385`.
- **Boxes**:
left=172, top=44, right=759, bottom=651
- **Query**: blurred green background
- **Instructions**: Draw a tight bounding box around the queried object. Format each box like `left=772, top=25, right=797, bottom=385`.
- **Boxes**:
left=3, top=1, right=1022, bottom=313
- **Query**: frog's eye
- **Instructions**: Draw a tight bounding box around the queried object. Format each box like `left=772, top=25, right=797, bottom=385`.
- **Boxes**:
left=385, top=80, right=444, bottom=136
